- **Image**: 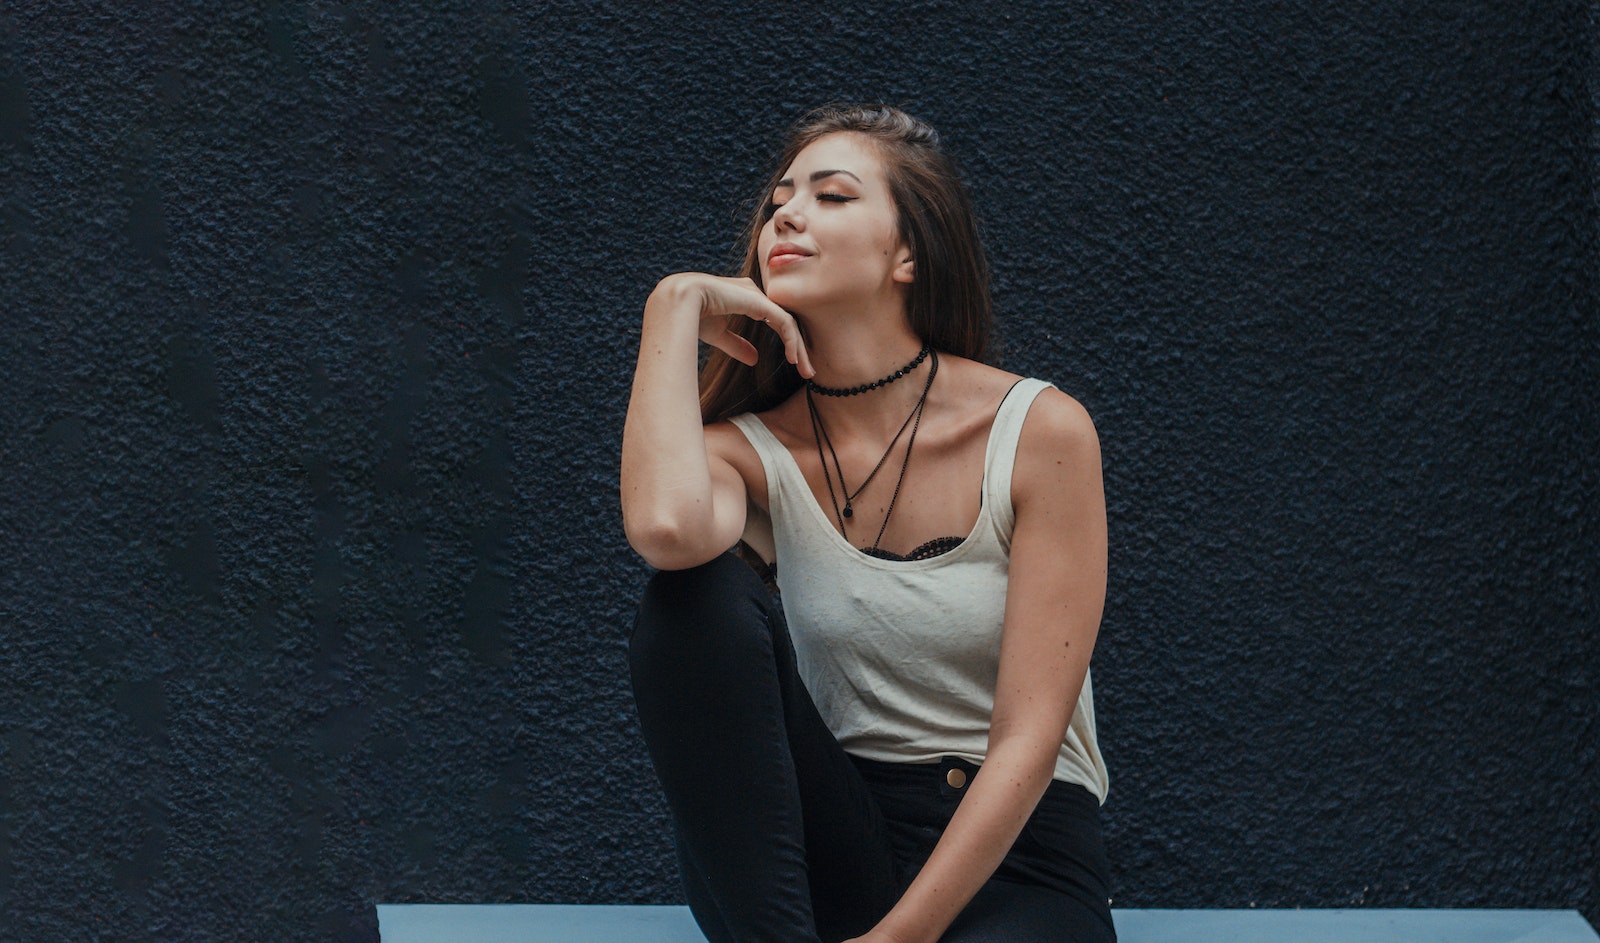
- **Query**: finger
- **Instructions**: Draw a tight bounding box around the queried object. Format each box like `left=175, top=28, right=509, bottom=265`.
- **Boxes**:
left=792, top=324, right=815, bottom=379
left=706, top=327, right=760, bottom=367
left=751, top=301, right=810, bottom=377
left=726, top=333, right=759, bottom=366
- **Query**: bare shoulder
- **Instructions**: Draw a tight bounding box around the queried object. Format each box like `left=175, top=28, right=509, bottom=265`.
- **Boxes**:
left=704, top=417, right=755, bottom=455
left=933, top=356, right=1093, bottom=436
left=1012, top=385, right=1103, bottom=511
left=1022, top=386, right=1097, bottom=444
left=938, top=354, right=1024, bottom=403
left=704, top=417, right=770, bottom=510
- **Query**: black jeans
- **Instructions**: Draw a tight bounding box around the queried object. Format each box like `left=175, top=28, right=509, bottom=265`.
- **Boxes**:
left=629, top=550, right=1116, bottom=943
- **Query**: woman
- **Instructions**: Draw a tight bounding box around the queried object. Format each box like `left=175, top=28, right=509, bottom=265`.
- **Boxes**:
left=620, top=103, right=1113, bottom=943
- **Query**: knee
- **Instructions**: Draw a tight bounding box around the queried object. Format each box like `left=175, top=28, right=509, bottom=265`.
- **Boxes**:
left=629, top=550, right=772, bottom=681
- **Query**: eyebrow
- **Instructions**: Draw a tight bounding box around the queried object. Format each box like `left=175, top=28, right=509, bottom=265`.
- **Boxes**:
left=774, top=169, right=864, bottom=188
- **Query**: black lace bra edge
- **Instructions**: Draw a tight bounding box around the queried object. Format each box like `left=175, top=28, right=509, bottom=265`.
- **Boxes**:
left=861, top=535, right=967, bottom=562
left=748, top=535, right=967, bottom=588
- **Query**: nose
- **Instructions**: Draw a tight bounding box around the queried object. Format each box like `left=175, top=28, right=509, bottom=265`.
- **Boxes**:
left=770, top=198, right=804, bottom=232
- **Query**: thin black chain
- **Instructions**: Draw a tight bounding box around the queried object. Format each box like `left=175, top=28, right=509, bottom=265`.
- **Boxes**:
left=805, top=345, right=933, bottom=523
left=807, top=399, right=848, bottom=532
left=806, top=377, right=920, bottom=520
left=807, top=349, right=939, bottom=552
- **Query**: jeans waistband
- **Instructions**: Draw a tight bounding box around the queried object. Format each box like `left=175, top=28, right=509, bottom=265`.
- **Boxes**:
left=848, top=753, right=984, bottom=801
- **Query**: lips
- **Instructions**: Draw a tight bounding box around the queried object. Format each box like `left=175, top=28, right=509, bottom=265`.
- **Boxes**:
left=767, top=242, right=813, bottom=269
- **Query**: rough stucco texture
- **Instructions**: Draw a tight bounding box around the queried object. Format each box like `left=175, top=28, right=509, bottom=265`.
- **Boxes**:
left=1, top=2, right=1596, bottom=941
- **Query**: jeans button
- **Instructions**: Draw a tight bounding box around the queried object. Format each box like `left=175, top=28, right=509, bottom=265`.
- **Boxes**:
left=945, top=768, right=967, bottom=789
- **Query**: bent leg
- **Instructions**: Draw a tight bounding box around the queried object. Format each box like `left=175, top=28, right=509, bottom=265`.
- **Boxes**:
left=629, top=551, right=900, bottom=943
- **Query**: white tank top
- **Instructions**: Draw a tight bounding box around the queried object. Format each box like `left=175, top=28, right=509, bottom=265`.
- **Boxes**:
left=728, top=377, right=1110, bottom=801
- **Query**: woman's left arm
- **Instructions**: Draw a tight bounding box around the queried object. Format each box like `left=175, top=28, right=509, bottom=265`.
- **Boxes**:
left=856, top=389, right=1108, bottom=943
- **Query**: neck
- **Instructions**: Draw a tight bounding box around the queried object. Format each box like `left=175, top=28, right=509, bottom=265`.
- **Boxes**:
left=798, top=289, right=913, bottom=369
left=808, top=338, right=927, bottom=392
left=790, top=286, right=938, bottom=436
left=801, top=336, right=935, bottom=443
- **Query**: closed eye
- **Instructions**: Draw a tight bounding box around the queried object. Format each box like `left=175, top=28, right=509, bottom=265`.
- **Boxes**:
left=762, top=192, right=859, bottom=220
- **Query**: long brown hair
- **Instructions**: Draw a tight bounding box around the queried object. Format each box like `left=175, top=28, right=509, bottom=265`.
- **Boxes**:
left=699, top=103, right=994, bottom=424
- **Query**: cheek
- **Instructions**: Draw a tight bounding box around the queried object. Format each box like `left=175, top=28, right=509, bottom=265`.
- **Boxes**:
left=874, top=220, right=902, bottom=256
left=753, top=230, right=773, bottom=278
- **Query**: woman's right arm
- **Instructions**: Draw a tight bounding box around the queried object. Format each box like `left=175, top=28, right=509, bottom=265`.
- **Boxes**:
left=620, top=273, right=812, bottom=571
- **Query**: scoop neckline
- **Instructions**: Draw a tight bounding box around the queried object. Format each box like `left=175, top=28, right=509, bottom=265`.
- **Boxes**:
left=744, top=378, right=1030, bottom=572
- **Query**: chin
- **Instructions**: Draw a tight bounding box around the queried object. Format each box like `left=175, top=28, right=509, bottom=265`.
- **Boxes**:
left=761, top=280, right=812, bottom=311
left=765, top=278, right=857, bottom=313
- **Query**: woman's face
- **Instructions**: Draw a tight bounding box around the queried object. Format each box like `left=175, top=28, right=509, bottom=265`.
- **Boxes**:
left=756, top=131, right=913, bottom=314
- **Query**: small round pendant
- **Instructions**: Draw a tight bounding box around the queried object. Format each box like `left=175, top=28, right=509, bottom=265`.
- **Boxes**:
left=843, top=505, right=854, bottom=519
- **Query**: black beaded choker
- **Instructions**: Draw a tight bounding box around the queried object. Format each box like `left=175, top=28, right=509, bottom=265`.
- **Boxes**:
left=805, top=344, right=931, bottom=397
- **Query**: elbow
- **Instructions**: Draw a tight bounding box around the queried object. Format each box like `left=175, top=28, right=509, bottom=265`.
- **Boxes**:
left=624, top=515, right=726, bottom=571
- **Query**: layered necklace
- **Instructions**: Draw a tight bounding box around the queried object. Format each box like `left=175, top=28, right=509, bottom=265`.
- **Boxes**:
left=805, top=343, right=939, bottom=554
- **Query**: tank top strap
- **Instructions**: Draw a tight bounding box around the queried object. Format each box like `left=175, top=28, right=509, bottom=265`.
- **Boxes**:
left=983, top=378, right=1057, bottom=548
left=727, top=412, right=799, bottom=526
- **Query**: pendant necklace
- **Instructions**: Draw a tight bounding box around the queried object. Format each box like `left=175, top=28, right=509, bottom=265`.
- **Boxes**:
left=806, top=348, right=939, bottom=552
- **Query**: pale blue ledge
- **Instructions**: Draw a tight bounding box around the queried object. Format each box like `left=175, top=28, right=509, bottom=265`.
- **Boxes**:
left=1114, top=909, right=1599, bottom=943
left=376, top=904, right=1600, bottom=943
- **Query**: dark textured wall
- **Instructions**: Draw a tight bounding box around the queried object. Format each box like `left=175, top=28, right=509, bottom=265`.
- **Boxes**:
left=2, top=2, right=1595, bottom=941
